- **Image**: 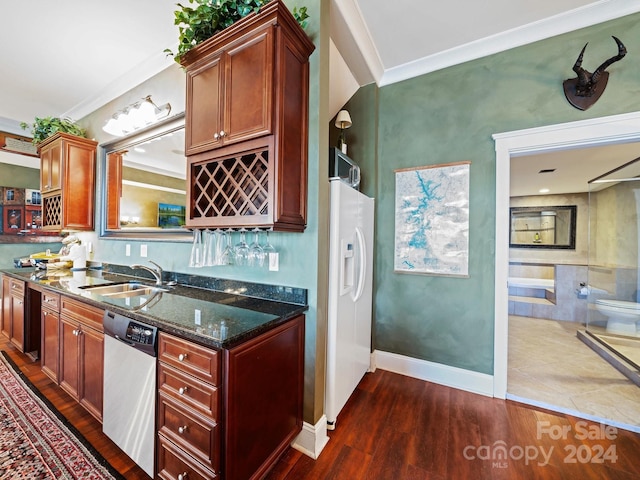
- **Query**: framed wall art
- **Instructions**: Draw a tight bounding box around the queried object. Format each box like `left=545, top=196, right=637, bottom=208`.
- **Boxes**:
left=394, top=161, right=470, bottom=277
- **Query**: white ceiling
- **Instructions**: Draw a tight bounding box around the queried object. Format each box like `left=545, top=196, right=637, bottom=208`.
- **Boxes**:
left=1, top=0, right=639, bottom=194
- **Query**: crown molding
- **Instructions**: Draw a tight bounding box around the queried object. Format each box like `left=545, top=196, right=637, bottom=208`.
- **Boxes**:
left=341, top=0, right=640, bottom=87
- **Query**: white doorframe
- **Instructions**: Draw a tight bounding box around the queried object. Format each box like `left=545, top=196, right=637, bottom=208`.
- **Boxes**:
left=492, top=110, right=640, bottom=399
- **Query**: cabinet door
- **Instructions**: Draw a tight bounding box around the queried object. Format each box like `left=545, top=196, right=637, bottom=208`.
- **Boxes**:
left=79, top=324, right=103, bottom=421
left=10, top=293, right=24, bottom=351
left=185, top=54, right=224, bottom=155
left=223, top=27, right=273, bottom=145
left=1, top=277, right=10, bottom=339
left=59, top=316, right=80, bottom=401
left=61, top=139, right=96, bottom=230
left=224, top=315, right=304, bottom=480
left=40, top=140, right=62, bottom=193
left=41, top=308, right=60, bottom=382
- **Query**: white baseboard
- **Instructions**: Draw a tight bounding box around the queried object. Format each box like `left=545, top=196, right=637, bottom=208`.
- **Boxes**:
left=373, top=350, right=494, bottom=397
left=291, top=415, right=330, bottom=459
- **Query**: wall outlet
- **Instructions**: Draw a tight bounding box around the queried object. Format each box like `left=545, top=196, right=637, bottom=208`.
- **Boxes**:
left=140, top=244, right=148, bottom=257
left=125, top=244, right=131, bottom=256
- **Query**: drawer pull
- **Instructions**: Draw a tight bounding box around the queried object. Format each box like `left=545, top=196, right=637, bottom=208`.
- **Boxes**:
left=178, top=473, right=188, bottom=480
left=178, top=386, right=188, bottom=395
left=178, top=425, right=188, bottom=434
left=178, top=353, right=188, bottom=362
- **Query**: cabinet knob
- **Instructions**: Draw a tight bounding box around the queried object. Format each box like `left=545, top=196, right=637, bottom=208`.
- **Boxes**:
left=219, top=130, right=226, bottom=137
left=214, top=132, right=219, bottom=139
left=178, top=386, right=188, bottom=395
left=178, top=425, right=188, bottom=434
left=178, top=473, right=188, bottom=480
left=178, top=353, right=188, bottom=362
left=72, top=329, right=78, bottom=336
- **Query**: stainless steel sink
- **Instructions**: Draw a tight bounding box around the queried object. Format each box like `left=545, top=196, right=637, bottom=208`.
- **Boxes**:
left=80, top=282, right=169, bottom=298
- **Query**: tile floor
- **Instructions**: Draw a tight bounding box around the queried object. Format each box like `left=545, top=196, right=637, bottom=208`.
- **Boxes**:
left=507, top=315, right=640, bottom=432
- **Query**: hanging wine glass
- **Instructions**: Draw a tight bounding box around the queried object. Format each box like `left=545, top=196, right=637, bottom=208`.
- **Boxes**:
left=189, top=229, right=202, bottom=268
left=220, top=230, right=234, bottom=265
left=262, top=230, right=277, bottom=269
left=234, top=230, right=249, bottom=266
left=248, top=230, right=265, bottom=267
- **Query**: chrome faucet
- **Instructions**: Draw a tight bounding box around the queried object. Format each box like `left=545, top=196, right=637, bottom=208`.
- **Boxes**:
left=130, top=260, right=164, bottom=286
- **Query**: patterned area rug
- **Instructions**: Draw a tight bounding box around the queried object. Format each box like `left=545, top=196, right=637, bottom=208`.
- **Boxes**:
left=0, top=351, right=124, bottom=479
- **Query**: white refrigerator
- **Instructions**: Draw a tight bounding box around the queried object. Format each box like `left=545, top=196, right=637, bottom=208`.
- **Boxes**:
left=326, top=178, right=375, bottom=429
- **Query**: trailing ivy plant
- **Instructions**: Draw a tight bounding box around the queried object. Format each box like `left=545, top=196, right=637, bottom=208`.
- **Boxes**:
left=20, top=117, right=87, bottom=145
left=165, top=0, right=309, bottom=64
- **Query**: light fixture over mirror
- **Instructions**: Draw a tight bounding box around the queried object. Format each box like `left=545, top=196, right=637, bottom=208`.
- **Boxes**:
left=103, top=95, right=172, bottom=137
left=100, top=113, right=190, bottom=241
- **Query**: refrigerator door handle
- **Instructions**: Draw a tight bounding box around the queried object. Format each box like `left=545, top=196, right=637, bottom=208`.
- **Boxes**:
left=353, top=226, right=366, bottom=302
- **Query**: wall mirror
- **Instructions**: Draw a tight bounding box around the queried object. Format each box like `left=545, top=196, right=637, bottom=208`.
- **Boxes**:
left=509, top=205, right=577, bottom=249
left=100, top=113, right=191, bottom=241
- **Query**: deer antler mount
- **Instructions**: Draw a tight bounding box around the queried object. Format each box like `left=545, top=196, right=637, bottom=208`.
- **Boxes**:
left=563, top=36, right=627, bottom=111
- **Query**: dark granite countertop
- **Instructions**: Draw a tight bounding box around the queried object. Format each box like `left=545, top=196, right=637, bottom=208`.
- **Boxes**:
left=1, top=266, right=308, bottom=349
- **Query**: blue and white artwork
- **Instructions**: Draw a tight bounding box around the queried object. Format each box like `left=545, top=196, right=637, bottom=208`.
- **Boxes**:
left=394, top=162, right=470, bottom=276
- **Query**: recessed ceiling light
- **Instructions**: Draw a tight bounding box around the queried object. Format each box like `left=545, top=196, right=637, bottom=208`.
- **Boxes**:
left=539, top=188, right=550, bottom=193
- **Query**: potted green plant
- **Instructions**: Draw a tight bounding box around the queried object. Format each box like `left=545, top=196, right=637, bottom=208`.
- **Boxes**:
left=20, top=116, right=87, bottom=145
left=165, top=0, right=308, bottom=64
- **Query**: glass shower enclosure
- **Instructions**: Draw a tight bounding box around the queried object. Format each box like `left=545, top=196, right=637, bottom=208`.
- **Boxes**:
left=584, top=159, right=640, bottom=373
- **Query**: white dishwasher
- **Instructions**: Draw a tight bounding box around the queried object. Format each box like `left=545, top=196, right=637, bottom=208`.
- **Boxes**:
left=102, top=310, right=158, bottom=478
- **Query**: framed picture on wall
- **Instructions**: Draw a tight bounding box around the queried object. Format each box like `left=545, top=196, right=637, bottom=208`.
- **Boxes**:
left=25, top=205, right=42, bottom=230
left=394, top=161, right=470, bottom=277
left=25, top=189, right=41, bottom=205
left=3, top=187, right=25, bottom=205
left=3, top=206, right=24, bottom=234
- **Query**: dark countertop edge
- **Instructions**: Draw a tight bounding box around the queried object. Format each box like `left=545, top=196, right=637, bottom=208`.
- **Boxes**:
left=0, top=268, right=309, bottom=350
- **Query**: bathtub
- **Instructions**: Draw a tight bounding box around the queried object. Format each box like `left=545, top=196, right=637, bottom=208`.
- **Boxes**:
left=508, top=277, right=554, bottom=290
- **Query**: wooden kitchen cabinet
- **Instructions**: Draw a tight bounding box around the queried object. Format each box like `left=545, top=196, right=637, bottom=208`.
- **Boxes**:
left=40, top=291, right=60, bottom=382
left=58, top=296, right=104, bottom=422
left=37, top=132, right=97, bottom=231
left=185, top=26, right=273, bottom=155
left=182, top=0, right=315, bottom=232
left=1, top=276, right=25, bottom=351
left=157, top=314, right=304, bottom=480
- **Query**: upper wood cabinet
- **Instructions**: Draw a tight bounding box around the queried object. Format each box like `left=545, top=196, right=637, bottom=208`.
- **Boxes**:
left=181, top=0, right=315, bottom=232
left=185, top=26, right=274, bottom=155
left=37, top=132, right=97, bottom=231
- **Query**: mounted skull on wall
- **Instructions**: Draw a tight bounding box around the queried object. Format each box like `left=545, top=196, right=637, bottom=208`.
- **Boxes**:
left=563, top=36, right=627, bottom=111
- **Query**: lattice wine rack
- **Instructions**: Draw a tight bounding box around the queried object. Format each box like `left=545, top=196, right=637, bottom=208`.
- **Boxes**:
left=42, top=194, right=62, bottom=229
left=190, top=147, right=271, bottom=228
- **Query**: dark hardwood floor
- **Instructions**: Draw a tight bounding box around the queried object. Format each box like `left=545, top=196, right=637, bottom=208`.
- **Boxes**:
left=265, top=369, right=640, bottom=480
left=3, top=335, right=640, bottom=480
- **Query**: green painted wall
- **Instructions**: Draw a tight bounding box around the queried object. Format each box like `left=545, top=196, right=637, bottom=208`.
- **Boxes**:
left=0, top=163, right=40, bottom=189
left=345, top=13, right=640, bottom=375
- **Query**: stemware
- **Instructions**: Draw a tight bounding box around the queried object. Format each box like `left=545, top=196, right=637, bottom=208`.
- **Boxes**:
left=234, top=230, right=250, bottom=266
left=248, top=230, right=265, bottom=268
left=220, top=230, right=234, bottom=265
left=189, top=229, right=202, bottom=268
left=262, top=230, right=277, bottom=268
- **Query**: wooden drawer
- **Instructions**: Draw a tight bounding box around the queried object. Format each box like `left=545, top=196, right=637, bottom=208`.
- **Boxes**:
left=42, top=291, right=60, bottom=312
left=157, top=434, right=217, bottom=480
left=158, top=333, right=220, bottom=385
left=60, top=296, right=103, bottom=331
left=9, top=279, right=24, bottom=295
left=158, top=392, right=220, bottom=472
left=159, top=362, right=219, bottom=419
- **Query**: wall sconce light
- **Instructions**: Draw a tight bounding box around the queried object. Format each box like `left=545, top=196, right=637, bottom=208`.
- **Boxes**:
left=103, top=95, right=171, bottom=137
left=335, top=109, right=352, bottom=154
